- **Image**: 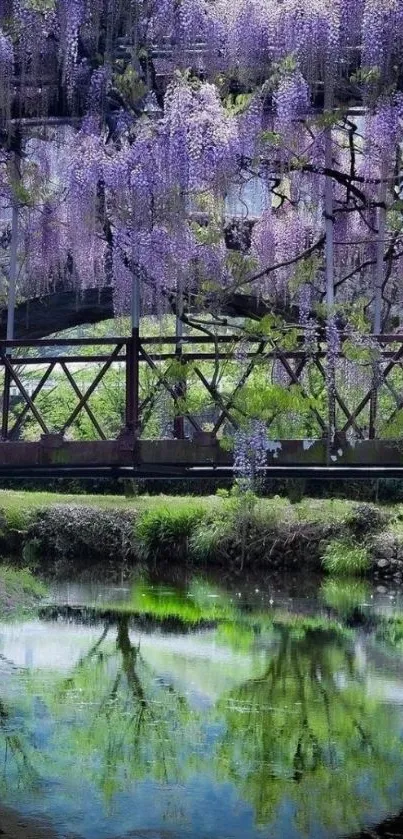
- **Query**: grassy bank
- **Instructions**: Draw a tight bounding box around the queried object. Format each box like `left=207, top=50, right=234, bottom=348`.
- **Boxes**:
left=0, top=490, right=401, bottom=580
left=0, top=566, right=47, bottom=617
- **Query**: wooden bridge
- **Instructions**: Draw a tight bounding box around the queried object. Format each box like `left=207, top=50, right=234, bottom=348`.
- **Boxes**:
left=0, top=332, right=403, bottom=480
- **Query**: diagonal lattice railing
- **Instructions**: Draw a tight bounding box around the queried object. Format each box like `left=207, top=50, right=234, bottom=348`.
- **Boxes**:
left=0, top=334, right=403, bottom=444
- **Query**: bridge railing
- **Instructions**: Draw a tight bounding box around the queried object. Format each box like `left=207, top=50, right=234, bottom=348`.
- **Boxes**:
left=0, top=338, right=127, bottom=442
left=0, top=333, right=402, bottom=443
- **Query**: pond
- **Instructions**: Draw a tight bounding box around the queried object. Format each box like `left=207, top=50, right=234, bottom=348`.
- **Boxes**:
left=1, top=572, right=403, bottom=839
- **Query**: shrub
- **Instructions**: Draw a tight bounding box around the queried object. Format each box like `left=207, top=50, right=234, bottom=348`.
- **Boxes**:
left=189, top=495, right=265, bottom=567
left=190, top=504, right=333, bottom=570
left=346, top=503, right=389, bottom=538
left=321, top=538, right=370, bottom=576
left=26, top=505, right=136, bottom=577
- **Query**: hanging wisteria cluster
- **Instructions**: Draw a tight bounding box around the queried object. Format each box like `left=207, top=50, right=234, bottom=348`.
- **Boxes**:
left=1, top=0, right=403, bottom=463
left=0, top=0, right=402, bottom=300
left=233, top=420, right=269, bottom=490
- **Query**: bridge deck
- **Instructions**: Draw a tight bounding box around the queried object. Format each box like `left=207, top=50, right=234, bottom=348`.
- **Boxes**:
left=0, top=438, right=400, bottom=480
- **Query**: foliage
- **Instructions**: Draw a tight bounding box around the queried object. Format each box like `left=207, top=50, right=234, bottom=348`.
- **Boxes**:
left=321, top=538, right=371, bottom=576
left=1, top=1, right=403, bottom=464
left=346, top=503, right=390, bottom=539
left=9, top=315, right=403, bottom=449
left=189, top=495, right=335, bottom=570
left=119, top=578, right=237, bottom=625
left=18, top=365, right=126, bottom=442
left=134, top=502, right=205, bottom=563
left=3, top=572, right=403, bottom=836
left=0, top=489, right=395, bottom=576
left=189, top=514, right=231, bottom=563
left=233, top=376, right=317, bottom=427
left=26, top=504, right=137, bottom=577
left=0, top=502, right=34, bottom=532
left=213, top=628, right=400, bottom=833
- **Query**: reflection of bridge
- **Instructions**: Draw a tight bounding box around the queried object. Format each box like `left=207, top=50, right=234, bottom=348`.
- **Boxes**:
left=0, top=333, right=403, bottom=479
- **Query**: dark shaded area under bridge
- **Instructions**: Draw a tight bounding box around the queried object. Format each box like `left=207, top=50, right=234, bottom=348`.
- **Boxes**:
left=0, top=287, right=298, bottom=340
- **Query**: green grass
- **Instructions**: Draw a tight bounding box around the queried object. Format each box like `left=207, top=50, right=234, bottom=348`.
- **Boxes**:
left=0, top=490, right=353, bottom=542
left=0, top=489, right=361, bottom=522
left=0, top=566, right=47, bottom=617
left=96, top=579, right=349, bottom=649
left=0, top=490, right=221, bottom=532
left=134, top=503, right=205, bottom=561
left=321, top=539, right=371, bottom=576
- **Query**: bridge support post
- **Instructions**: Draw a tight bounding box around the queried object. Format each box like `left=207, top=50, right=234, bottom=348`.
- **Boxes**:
left=2, top=144, right=21, bottom=443
left=1, top=364, right=10, bottom=441
left=125, top=270, right=141, bottom=437
left=173, top=292, right=186, bottom=439
left=125, top=332, right=139, bottom=435
left=369, top=362, right=379, bottom=440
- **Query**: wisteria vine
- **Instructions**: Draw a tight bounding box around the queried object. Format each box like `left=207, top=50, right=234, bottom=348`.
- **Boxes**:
left=0, top=1, right=403, bottom=471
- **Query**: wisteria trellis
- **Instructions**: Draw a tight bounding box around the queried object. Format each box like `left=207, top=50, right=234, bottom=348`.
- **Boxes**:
left=1, top=0, right=403, bottom=471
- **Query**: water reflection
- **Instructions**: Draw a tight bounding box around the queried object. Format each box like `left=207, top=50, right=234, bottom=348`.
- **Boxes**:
left=1, top=578, right=403, bottom=838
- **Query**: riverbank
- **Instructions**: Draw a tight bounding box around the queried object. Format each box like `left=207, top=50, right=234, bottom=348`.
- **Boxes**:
left=0, top=807, right=58, bottom=839
left=0, top=566, right=47, bottom=616
left=0, top=490, right=402, bottom=580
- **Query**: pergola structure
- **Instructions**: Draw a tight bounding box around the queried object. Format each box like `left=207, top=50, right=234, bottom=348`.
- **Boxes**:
left=1, top=7, right=403, bottom=479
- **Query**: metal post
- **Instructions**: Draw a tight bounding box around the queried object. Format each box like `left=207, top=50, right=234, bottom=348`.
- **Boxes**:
left=125, top=334, right=135, bottom=433
left=324, top=79, right=336, bottom=452
left=173, top=286, right=185, bottom=439
left=373, top=160, right=387, bottom=335
left=2, top=149, right=20, bottom=440
left=370, top=160, right=388, bottom=439
left=7, top=153, right=20, bottom=343
left=324, top=91, right=334, bottom=309
left=1, top=366, right=10, bottom=441
left=369, top=376, right=378, bottom=440
left=127, top=270, right=140, bottom=435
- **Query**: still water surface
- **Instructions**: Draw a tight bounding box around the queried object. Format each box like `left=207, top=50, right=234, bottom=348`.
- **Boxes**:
left=1, top=574, right=403, bottom=838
